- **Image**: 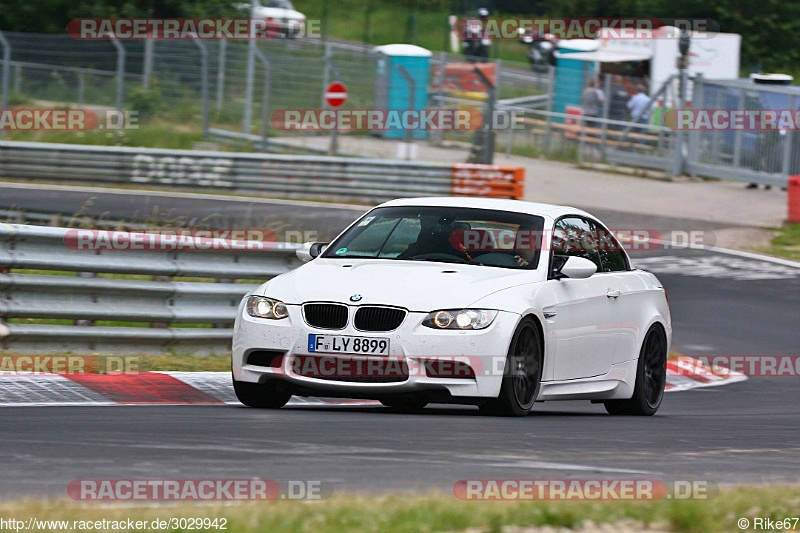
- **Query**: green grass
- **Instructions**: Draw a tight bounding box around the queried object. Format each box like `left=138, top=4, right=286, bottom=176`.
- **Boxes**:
left=297, top=0, right=532, bottom=65
left=1, top=485, right=799, bottom=532
left=1, top=122, right=209, bottom=150
left=760, top=223, right=800, bottom=261
left=137, top=354, right=231, bottom=371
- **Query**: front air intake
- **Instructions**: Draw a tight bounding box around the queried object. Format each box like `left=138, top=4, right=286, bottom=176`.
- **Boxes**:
left=303, top=303, right=349, bottom=330
left=354, top=306, right=406, bottom=332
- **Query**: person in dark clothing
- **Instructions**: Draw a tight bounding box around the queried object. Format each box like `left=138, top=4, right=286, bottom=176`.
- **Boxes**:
left=608, top=76, right=629, bottom=130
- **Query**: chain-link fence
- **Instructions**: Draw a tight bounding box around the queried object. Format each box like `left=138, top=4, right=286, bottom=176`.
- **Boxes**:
left=0, top=31, right=551, bottom=146
left=687, top=76, right=800, bottom=187
left=0, top=30, right=795, bottom=186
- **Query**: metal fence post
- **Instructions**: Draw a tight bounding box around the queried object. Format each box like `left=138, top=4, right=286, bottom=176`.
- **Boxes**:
left=732, top=87, right=744, bottom=168
left=782, top=94, right=795, bottom=182
left=687, top=74, right=702, bottom=176
left=323, top=44, right=341, bottom=155
left=470, top=65, right=496, bottom=164
left=216, top=39, right=227, bottom=112
left=254, top=48, right=271, bottom=152
left=506, top=116, right=514, bottom=155
left=671, top=69, right=688, bottom=176
left=396, top=65, right=416, bottom=157
left=242, top=0, right=258, bottom=134
left=190, top=37, right=209, bottom=142
left=143, top=38, right=153, bottom=88
left=544, top=66, right=555, bottom=153
left=437, top=51, right=446, bottom=90
left=78, top=71, right=85, bottom=105
left=321, top=42, right=331, bottom=108
left=13, top=64, right=21, bottom=94
left=485, top=73, right=497, bottom=163
left=600, top=74, right=611, bottom=160
left=110, top=36, right=125, bottom=112
left=0, top=31, right=10, bottom=140
left=495, top=58, right=502, bottom=99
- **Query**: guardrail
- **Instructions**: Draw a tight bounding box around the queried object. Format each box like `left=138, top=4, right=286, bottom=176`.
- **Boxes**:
left=0, top=224, right=302, bottom=355
left=0, top=141, right=525, bottom=202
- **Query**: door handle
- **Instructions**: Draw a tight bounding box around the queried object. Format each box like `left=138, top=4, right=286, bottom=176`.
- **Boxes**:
left=606, top=289, right=621, bottom=299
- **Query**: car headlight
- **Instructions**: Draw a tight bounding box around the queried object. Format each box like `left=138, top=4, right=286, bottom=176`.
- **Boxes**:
left=422, top=309, right=498, bottom=330
left=246, top=296, right=289, bottom=320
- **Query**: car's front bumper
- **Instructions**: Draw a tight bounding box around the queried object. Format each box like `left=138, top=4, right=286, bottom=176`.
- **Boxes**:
left=232, top=305, right=521, bottom=399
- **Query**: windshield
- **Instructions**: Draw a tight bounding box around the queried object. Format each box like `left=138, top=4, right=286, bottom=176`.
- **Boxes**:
left=266, top=0, right=294, bottom=9
left=322, top=206, right=545, bottom=269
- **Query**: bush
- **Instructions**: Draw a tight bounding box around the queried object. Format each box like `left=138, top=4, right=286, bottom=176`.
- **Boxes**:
left=126, top=80, right=164, bottom=118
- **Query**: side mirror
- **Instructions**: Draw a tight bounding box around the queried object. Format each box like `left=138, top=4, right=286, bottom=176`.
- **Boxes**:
left=296, top=242, right=329, bottom=263
left=555, top=256, right=597, bottom=279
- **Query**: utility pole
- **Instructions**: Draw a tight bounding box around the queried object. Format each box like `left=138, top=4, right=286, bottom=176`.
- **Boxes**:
left=672, top=29, right=691, bottom=177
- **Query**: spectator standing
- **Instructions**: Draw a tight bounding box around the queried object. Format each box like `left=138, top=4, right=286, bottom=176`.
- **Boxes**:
left=581, top=80, right=604, bottom=124
left=627, top=84, right=652, bottom=133
left=609, top=76, right=629, bottom=130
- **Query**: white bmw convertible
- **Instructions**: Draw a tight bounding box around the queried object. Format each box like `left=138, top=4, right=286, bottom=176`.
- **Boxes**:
left=232, top=197, right=671, bottom=416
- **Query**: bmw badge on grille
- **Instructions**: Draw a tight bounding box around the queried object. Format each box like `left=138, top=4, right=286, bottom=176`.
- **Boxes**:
left=350, top=294, right=363, bottom=302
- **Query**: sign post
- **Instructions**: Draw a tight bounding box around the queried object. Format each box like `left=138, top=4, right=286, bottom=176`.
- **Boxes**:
left=324, top=81, right=347, bottom=155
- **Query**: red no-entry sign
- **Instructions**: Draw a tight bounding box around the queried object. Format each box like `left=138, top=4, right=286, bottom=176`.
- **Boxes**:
left=324, top=82, right=348, bottom=108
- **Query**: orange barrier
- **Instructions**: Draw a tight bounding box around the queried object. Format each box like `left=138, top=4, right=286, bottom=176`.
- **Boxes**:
left=564, top=105, right=583, bottom=139
left=431, top=62, right=497, bottom=93
left=450, top=164, right=525, bottom=199
left=789, top=175, right=800, bottom=224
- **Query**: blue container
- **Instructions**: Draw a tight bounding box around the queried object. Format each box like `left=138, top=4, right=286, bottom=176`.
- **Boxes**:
left=553, top=40, right=598, bottom=116
left=374, top=44, right=432, bottom=139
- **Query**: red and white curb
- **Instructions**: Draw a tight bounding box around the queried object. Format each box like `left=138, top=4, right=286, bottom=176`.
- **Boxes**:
left=0, top=371, right=376, bottom=407
left=0, top=360, right=745, bottom=407
left=665, top=358, right=748, bottom=391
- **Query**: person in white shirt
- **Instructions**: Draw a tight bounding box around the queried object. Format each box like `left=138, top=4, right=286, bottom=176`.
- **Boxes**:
left=627, top=85, right=651, bottom=125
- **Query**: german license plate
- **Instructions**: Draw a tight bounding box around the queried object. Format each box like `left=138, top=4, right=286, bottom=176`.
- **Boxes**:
left=307, top=334, right=389, bottom=355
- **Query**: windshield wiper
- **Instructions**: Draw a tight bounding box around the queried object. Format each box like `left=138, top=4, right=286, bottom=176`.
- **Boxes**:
left=405, top=256, right=470, bottom=265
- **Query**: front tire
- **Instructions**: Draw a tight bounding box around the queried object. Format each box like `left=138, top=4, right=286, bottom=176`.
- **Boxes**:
left=480, top=317, right=543, bottom=417
left=604, top=325, right=667, bottom=416
left=233, top=378, right=292, bottom=409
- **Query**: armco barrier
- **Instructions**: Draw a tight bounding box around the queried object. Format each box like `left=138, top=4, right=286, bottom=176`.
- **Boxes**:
left=0, top=141, right=524, bottom=202
left=0, top=224, right=302, bottom=355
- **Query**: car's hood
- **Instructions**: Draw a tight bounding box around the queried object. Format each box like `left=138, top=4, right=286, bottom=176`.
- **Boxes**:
left=256, top=258, right=538, bottom=311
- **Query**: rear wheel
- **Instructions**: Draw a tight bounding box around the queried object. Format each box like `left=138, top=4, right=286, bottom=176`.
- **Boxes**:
left=480, top=317, right=543, bottom=417
left=232, top=378, right=292, bottom=409
left=604, top=325, right=667, bottom=416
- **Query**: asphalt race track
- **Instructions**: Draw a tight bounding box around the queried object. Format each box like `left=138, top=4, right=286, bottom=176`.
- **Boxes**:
left=1, top=377, right=798, bottom=498
left=1, top=183, right=799, bottom=498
